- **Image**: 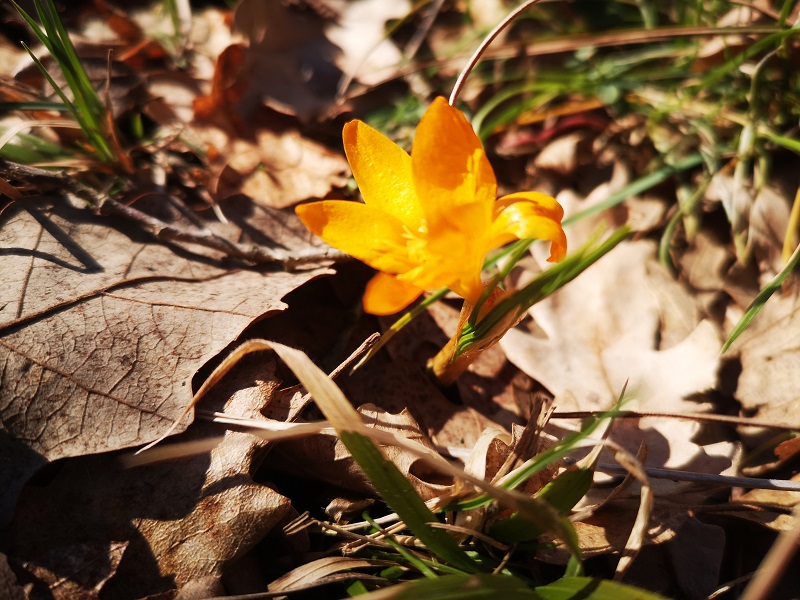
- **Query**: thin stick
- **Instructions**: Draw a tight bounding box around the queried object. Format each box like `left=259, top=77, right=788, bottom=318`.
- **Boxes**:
left=590, top=463, right=800, bottom=492
left=449, top=0, right=546, bottom=105
left=99, top=195, right=346, bottom=269
left=708, top=573, right=756, bottom=600
left=740, top=501, right=800, bottom=600
left=0, top=159, right=346, bottom=269
left=551, top=410, right=800, bottom=432
left=405, top=0, right=445, bottom=60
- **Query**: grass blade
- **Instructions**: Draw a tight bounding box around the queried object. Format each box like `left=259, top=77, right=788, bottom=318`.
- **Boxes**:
left=267, top=342, right=482, bottom=574
left=721, top=241, right=800, bottom=353
left=534, top=576, right=668, bottom=599
left=351, top=574, right=669, bottom=599
left=350, top=573, right=541, bottom=599
left=563, top=154, right=704, bottom=226
left=11, top=0, right=119, bottom=164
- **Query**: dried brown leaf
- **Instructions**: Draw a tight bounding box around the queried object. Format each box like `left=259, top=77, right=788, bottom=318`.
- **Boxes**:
left=6, top=355, right=294, bottom=598
left=11, top=541, right=128, bottom=600
left=207, top=126, right=349, bottom=208
left=736, top=475, right=800, bottom=509
left=538, top=497, right=686, bottom=563
left=501, top=240, right=736, bottom=492
left=270, top=404, right=453, bottom=501
left=269, top=557, right=390, bottom=593
left=325, top=0, right=409, bottom=87
left=502, top=241, right=719, bottom=412
left=226, top=0, right=342, bottom=121
left=0, top=197, right=326, bottom=525
left=0, top=553, right=25, bottom=600
left=733, top=290, right=800, bottom=427
left=774, top=436, right=800, bottom=463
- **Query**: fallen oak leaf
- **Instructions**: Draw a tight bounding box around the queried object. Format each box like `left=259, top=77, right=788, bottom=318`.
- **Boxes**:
left=6, top=354, right=295, bottom=598
left=203, top=124, right=350, bottom=209
left=8, top=541, right=129, bottom=600
left=269, top=404, right=455, bottom=501
left=325, top=0, right=410, bottom=89
left=0, top=552, right=26, bottom=600
left=0, top=160, right=345, bottom=267
left=501, top=240, right=737, bottom=494
left=731, top=290, right=800, bottom=429
left=0, top=195, right=329, bottom=526
left=196, top=0, right=343, bottom=122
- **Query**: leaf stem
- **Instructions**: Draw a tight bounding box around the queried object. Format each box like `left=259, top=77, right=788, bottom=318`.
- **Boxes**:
left=449, top=0, right=547, bottom=106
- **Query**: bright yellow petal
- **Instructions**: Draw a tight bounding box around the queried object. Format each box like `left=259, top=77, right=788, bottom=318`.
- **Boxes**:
left=450, top=274, right=485, bottom=304
left=410, top=205, right=489, bottom=297
left=343, top=119, right=424, bottom=231
left=296, top=201, right=415, bottom=273
left=489, top=192, right=567, bottom=262
left=495, top=191, right=564, bottom=221
left=363, top=272, right=423, bottom=315
left=411, top=97, right=496, bottom=224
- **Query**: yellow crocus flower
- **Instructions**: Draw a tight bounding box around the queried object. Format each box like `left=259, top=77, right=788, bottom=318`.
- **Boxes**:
left=296, top=97, right=567, bottom=315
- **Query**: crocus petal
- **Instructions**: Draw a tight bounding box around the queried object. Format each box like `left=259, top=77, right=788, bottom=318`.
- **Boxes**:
left=363, top=272, right=424, bottom=315
left=296, top=201, right=416, bottom=273
left=449, top=274, right=485, bottom=304
left=489, top=192, right=568, bottom=261
left=495, top=191, right=564, bottom=221
left=411, top=97, right=496, bottom=225
left=343, top=120, right=425, bottom=231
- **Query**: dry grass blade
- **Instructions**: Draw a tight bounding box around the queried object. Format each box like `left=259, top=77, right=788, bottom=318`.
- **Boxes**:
left=134, top=334, right=378, bottom=455
left=123, top=420, right=336, bottom=467
left=740, top=501, right=800, bottom=600
left=263, top=340, right=578, bottom=553
left=136, top=337, right=582, bottom=558
left=606, top=441, right=652, bottom=580
left=269, top=557, right=394, bottom=593
left=449, top=0, right=548, bottom=105
left=135, top=339, right=277, bottom=453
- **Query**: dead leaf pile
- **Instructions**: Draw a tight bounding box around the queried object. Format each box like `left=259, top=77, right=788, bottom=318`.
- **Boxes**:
left=2, top=1, right=800, bottom=598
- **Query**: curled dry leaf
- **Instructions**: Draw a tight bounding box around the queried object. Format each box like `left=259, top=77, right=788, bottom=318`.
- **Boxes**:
left=732, top=291, right=800, bottom=429
left=0, top=197, right=328, bottom=526
left=0, top=553, right=25, bottom=600
left=270, top=403, right=453, bottom=501
left=501, top=240, right=737, bottom=492
left=6, top=355, right=294, bottom=598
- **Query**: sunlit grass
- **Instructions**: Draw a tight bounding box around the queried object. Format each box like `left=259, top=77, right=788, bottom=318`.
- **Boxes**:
left=10, top=0, right=131, bottom=170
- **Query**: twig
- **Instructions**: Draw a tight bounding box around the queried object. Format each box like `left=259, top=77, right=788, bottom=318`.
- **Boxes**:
left=551, top=410, right=800, bottom=432
left=740, top=501, right=800, bottom=600
left=0, top=159, right=347, bottom=269
left=404, top=0, right=445, bottom=60
left=449, top=0, right=547, bottom=105
left=708, top=573, right=756, bottom=600
left=589, top=462, right=800, bottom=492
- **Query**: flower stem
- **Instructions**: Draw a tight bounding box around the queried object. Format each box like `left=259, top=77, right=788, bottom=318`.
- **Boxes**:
left=427, top=289, right=521, bottom=386
left=449, top=0, right=548, bottom=106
